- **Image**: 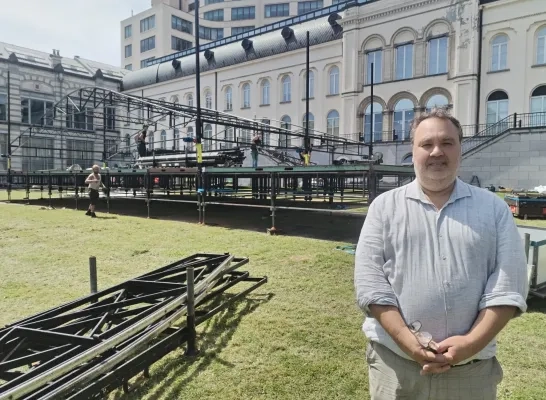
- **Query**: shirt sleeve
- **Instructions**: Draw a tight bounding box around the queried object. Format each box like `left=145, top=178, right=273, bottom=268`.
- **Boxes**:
left=354, top=197, right=398, bottom=317
left=478, top=197, right=529, bottom=317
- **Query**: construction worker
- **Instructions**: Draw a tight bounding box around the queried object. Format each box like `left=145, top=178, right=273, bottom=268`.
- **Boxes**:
left=250, top=134, right=261, bottom=168
left=135, top=124, right=149, bottom=157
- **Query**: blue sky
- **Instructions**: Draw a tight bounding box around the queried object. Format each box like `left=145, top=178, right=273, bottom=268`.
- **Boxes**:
left=0, top=0, right=151, bottom=67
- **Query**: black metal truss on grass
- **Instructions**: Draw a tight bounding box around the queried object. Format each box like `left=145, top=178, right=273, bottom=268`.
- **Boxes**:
left=0, top=253, right=267, bottom=399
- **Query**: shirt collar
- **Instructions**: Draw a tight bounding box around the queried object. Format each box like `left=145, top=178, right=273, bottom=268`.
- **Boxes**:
left=405, top=177, right=472, bottom=206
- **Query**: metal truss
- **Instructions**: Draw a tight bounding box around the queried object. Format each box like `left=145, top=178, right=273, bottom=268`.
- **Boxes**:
left=0, top=253, right=267, bottom=399
left=9, top=86, right=369, bottom=164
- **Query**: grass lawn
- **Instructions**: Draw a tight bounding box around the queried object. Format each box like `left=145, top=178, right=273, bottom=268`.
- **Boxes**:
left=0, top=193, right=545, bottom=399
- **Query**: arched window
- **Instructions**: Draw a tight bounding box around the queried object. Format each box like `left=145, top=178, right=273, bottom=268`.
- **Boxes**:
left=302, top=112, right=314, bottom=135
left=486, top=90, right=509, bottom=125
left=393, top=99, right=414, bottom=141
left=282, top=76, right=291, bottom=102
left=536, top=26, right=546, bottom=65
left=364, top=102, right=383, bottom=143
left=531, top=85, right=546, bottom=126
left=225, top=87, right=232, bottom=110
left=242, top=83, right=250, bottom=108
left=186, top=127, right=194, bottom=151
left=174, top=128, right=180, bottom=150
left=204, top=90, right=212, bottom=108
left=425, top=94, right=449, bottom=112
left=187, top=94, right=194, bottom=107
left=303, top=71, right=314, bottom=99
left=329, top=66, right=339, bottom=95
left=401, top=153, right=413, bottom=164
left=326, top=110, right=339, bottom=136
left=261, top=80, right=270, bottom=105
left=204, top=124, right=212, bottom=151
left=160, top=130, right=167, bottom=149
left=225, top=127, right=234, bottom=148
left=280, top=115, right=291, bottom=148
left=491, top=34, right=508, bottom=71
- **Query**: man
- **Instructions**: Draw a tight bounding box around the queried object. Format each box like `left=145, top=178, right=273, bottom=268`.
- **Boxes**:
left=84, top=164, right=107, bottom=218
left=135, top=124, right=149, bottom=158
left=250, top=134, right=261, bottom=168
left=354, top=108, right=529, bottom=399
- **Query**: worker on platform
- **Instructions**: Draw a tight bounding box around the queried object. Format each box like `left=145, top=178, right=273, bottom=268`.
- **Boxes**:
left=135, top=124, right=149, bottom=158
left=250, top=134, right=261, bottom=168
left=85, top=164, right=107, bottom=218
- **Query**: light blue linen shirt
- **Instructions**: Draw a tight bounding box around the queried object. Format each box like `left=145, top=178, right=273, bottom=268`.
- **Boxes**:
left=354, top=178, right=529, bottom=363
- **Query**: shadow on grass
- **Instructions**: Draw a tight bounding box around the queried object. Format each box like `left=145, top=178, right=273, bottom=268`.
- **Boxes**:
left=4, top=196, right=365, bottom=243
left=527, top=296, right=546, bottom=313
left=110, top=292, right=274, bottom=400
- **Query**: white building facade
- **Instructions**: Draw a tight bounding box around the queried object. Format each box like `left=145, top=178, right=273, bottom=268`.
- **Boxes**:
left=0, top=43, right=128, bottom=171
left=121, top=0, right=348, bottom=71
left=121, top=0, right=546, bottom=166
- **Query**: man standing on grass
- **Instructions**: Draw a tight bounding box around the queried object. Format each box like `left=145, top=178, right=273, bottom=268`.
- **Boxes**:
left=85, top=164, right=106, bottom=218
left=354, top=108, right=529, bottom=399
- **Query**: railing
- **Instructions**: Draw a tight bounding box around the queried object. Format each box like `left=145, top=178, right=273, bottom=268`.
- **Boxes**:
left=462, top=112, right=546, bottom=156
left=148, top=0, right=378, bottom=67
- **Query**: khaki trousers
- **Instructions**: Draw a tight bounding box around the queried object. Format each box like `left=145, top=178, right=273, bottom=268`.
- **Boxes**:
left=366, top=341, right=503, bottom=400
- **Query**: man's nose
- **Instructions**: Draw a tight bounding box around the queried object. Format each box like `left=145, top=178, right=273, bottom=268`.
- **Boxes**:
left=430, top=145, right=444, bottom=157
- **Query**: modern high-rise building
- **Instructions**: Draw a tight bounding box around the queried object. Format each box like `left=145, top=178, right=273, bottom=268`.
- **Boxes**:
left=120, top=0, right=347, bottom=70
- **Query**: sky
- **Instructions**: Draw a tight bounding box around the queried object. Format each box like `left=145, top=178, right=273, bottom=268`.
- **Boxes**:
left=0, top=0, right=151, bottom=67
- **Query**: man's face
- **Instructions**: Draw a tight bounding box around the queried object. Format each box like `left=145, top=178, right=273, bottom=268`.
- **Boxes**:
left=92, top=167, right=99, bottom=174
left=412, top=117, right=461, bottom=192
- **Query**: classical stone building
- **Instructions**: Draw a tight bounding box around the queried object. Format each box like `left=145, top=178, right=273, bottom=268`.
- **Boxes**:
left=0, top=43, right=129, bottom=171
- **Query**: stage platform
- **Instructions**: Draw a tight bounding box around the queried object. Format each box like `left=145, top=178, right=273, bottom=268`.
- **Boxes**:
left=0, top=164, right=415, bottom=231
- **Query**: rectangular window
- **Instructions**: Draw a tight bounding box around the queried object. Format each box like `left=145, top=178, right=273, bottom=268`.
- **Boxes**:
left=231, top=26, right=254, bottom=36
left=265, top=3, right=289, bottom=18
left=231, top=6, right=255, bottom=20
left=297, top=1, right=323, bottom=15
left=395, top=43, right=413, bottom=80
left=140, top=36, right=155, bottom=53
left=140, top=15, right=155, bottom=33
left=66, top=105, right=94, bottom=131
left=141, top=57, right=155, bottom=68
left=65, top=139, right=94, bottom=169
left=106, top=107, right=116, bottom=131
left=125, top=64, right=132, bottom=70
left=124, top=25, right=132, bottom=38
left=204, top=9, right=224, bottom=21
left=205, top=0, right=224, bottom=4
left=105, top=138, right=117, bottom=158
left=199, top=26, right=223, bottom=41
left=366, top=50, right=382, bottom=84
left=21, top=98, right=54, bottom=126
left=172, top=36, right=193, bottom=51
left=171, top=15, right=192, bottom=34
left=0, top=94, right=6, bottom=121
left=125, top=44, right=132, bottom=58
left=428, top=36, right=448, bottom=75
left=22, top=137, right=55, bottom=171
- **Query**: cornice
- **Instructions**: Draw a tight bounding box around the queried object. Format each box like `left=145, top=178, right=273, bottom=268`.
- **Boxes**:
left=342, top=0, right=449, bottom=26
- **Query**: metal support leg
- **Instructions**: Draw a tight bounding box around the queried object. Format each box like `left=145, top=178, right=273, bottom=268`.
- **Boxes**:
left=89, top=256, right=98, bottom=303
left=185, top=267, right=199, bottom=357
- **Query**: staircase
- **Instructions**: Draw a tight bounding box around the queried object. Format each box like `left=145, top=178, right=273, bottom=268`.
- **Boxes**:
left=461, top=115, right=514, bottom=156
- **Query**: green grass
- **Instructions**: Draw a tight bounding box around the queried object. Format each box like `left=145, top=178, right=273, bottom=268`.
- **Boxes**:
left=0, top=197, right=545, bottom=399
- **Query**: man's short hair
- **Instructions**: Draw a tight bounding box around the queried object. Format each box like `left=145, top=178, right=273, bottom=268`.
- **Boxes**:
left=410, top=108, right=463, bottom=143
